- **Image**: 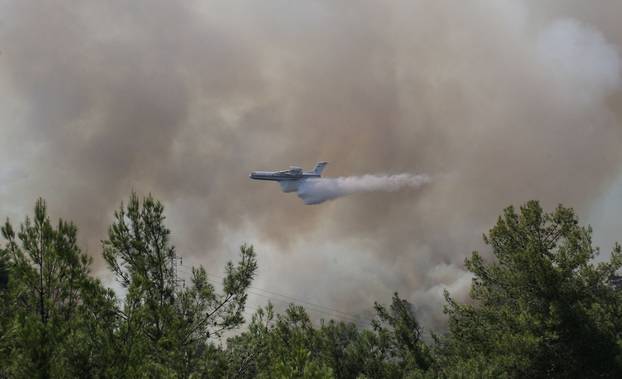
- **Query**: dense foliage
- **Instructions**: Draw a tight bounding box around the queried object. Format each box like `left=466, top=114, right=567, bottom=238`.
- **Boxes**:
left=0, top=196, right=620, bottom=378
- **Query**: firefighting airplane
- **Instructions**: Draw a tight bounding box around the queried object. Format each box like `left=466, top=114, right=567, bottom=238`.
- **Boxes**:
left=249, top=162, right=328, bottom=192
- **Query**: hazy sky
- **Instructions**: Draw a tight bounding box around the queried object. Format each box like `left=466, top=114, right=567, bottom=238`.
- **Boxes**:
left=1, top=0, right=621, bottom=330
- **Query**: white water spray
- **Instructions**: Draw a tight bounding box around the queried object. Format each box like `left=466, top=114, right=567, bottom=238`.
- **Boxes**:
left=297, top=173, right=430, bottom=205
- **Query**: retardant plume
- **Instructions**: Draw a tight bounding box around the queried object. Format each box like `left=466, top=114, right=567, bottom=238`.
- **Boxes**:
left=297, top=174, right=430, bottom=205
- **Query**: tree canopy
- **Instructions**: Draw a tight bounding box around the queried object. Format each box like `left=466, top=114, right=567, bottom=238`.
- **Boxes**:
left=0, top=196, right=620, bottom=378
left=439, top=201, right=622, bottom=378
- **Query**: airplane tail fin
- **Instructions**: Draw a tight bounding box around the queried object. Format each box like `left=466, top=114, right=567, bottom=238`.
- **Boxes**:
left=312, top=162, right=328, bottom=176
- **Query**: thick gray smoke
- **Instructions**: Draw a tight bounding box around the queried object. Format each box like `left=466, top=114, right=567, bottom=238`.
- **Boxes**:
left=1, top=0, right=622, bottom=331
left=298, top=174, right=430, bottom=205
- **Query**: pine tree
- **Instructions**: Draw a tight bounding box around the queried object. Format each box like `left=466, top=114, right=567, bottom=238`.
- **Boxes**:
left=440, top=201, right=622, bottom=377
left=0, top=199, right=117, bottom=378
left=103, top=193, right=257, bottom=376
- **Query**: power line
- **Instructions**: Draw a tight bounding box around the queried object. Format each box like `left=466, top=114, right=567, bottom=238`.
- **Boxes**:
left=207, top=270, right=363, bottom=320
left=177, top=265, right=369, bottom=327
left=188, top=273, right=368, bottom=324
left=182, top=267, right=363, bottom=325
left=244, top=288, right=363, bottom=325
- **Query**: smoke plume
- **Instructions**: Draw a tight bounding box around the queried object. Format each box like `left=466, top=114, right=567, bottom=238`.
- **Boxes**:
left=297, top=174, right=430, bottom=205
left=1, top=0, right=622, bottom=331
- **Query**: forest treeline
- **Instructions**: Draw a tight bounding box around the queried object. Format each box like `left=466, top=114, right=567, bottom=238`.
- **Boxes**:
left=1, top=194, right=621, bottom=378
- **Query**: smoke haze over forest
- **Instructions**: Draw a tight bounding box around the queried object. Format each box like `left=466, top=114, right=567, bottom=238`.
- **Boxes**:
left=1, top=0, right=622, bottom=329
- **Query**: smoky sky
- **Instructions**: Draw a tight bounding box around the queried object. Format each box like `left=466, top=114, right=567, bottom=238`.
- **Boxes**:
left=1, top=0, right=622, bottom=330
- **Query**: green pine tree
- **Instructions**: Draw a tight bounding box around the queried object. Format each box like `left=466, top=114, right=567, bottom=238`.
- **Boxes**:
left=103, top=193, right=257, bottom=377
left=439, top=201, right=622, bottom=378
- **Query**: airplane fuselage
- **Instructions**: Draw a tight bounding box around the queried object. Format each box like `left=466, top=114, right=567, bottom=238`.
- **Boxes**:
left=249, top=171, right=319, bottom=193
left=249, top=171, right=320, bottom=181
left=249, top=162, right=327, bottom=193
